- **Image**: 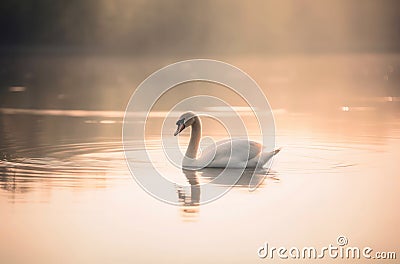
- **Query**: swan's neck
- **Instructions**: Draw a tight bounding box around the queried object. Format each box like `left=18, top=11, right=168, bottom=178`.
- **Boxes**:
left=185, top=118, right=201, bottom=159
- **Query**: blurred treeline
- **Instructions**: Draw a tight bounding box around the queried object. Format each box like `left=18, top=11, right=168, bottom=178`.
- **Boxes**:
left=1, top=0, right=400, bottom=55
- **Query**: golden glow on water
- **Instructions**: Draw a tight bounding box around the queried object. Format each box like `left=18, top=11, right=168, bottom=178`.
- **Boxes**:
left=1, top=107, right=399, bottom=263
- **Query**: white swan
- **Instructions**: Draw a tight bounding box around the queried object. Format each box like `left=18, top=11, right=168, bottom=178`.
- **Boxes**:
left=174, top=112, right=280, bottom=169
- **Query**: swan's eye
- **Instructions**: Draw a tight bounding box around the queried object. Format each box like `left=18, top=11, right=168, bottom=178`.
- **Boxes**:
left=176, top=118, right=185, bottom=125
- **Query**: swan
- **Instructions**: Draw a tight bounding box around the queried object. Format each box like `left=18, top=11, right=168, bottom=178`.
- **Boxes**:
left=174, top=112, right=280, bottom=169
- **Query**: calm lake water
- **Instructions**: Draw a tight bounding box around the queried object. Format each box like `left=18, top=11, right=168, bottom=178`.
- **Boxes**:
left=1, top=55, right=399, bottom=263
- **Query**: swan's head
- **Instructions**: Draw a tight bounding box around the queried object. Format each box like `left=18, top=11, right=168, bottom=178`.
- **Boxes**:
left=174, top=111, right=197, bottom=136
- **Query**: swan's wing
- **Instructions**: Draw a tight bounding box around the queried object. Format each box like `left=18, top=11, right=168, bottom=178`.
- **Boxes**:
left=232, top=140, right=262, bottom=161
left=201, top=139, right=262, bottom=166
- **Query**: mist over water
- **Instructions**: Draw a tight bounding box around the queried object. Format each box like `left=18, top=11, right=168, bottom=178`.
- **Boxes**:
left=1, top=54, right=399, bottom=112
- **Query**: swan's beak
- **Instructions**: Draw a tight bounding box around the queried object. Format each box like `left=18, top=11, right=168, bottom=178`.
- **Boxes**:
left=174, top=123, right=185, bottom=136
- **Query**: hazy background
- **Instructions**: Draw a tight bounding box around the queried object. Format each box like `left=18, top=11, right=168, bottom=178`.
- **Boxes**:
left=1, top=0, right=400, bottom=54
left=0, top=0, right=399, bottom=111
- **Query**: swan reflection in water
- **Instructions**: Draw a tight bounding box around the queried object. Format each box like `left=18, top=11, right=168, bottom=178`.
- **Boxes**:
left=177, top=168, right=278, bottom=220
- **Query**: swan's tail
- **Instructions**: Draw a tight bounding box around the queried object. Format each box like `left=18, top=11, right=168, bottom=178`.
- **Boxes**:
left=257, top=147, right=282, bottom=167
left=272, top=147, right=282, bottom=155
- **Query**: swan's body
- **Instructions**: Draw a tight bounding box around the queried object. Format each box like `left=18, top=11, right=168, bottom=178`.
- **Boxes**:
left=174, top=112, right=280, bottom=169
